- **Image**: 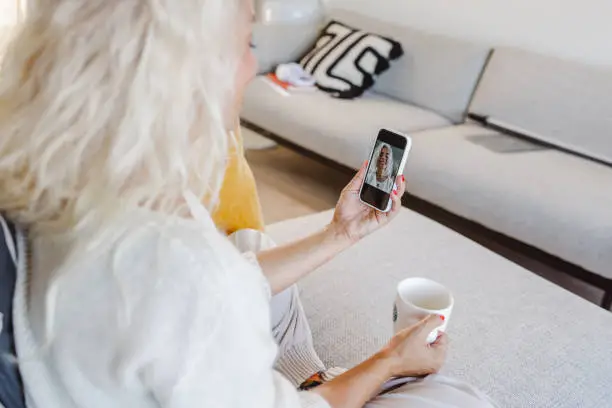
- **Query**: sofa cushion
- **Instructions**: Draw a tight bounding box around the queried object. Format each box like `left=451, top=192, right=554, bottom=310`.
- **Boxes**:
left=300, top=20, right=404, bottom=99
left=326, top=9, right=490, bottom=123
left=470, top=47, right=612, bottom=166
left=268, top=209, right=612, bottom=408
left=405, top=124, right=612, bottom=279
left=242, top=76, right=451, bottom=170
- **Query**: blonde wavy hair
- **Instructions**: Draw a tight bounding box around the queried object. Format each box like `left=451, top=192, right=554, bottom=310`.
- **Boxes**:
left=0, top=0, right=243, bottom=233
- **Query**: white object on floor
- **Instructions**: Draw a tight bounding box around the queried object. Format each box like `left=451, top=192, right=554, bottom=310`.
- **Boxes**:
left=241, top=126, right=277, bottom=150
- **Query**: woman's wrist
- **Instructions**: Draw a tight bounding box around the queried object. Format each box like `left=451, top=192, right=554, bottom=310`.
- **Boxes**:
left=372, top=349, right=398, bottom=379
left=325, top=221, right=360, bottom=248
left=313, top=352, right=394, bottom=408
left=324, top=222, right=355, bottom=248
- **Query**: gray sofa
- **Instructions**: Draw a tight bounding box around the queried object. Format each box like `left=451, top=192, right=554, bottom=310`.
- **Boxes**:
left=242, top=8, right=612, bottom=308
left=244, top=9, right=489, bottom=170
left=407, top=48, right=612, bottom=295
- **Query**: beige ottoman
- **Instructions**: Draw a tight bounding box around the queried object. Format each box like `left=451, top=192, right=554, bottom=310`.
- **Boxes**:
left=268, top=209, right=612, bottom=408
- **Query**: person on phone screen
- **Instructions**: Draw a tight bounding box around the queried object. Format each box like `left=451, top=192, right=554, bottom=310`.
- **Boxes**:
left=366, top=143, right=395, bottom=193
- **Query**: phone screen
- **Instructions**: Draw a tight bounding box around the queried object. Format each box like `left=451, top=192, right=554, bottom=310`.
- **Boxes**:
left=360, top=129, right=408, bottom=211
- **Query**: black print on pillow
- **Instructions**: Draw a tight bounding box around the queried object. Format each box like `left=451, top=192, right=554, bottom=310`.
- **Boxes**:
left=300, top=21, right=403, bottom=99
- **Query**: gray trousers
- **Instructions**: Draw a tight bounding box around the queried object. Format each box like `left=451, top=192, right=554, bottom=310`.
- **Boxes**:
left=229, top=230, right=326, bottom=386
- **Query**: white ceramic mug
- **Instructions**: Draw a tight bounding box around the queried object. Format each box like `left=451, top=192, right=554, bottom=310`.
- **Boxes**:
left=393, top=278, right=454, bottom=343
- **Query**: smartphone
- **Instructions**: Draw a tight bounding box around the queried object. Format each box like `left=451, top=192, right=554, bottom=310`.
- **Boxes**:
left=359, top=129, right=412, bottom=212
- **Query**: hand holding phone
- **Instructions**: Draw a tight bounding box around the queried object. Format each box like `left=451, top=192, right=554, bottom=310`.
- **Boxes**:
left=360, top=129, right=412, bottom=212
left=330, top=136, right=408, bottom=243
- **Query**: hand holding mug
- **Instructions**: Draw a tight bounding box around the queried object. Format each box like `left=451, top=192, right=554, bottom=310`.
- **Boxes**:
left=382, top=315, right=449, bottom=377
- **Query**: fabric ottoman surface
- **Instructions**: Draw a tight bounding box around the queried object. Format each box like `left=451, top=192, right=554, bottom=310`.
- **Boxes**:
left=268, top=209, right=612, bottom=408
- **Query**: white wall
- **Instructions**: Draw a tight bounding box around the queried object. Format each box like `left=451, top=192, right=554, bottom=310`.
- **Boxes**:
left=323, top=0, right=612, bottom=66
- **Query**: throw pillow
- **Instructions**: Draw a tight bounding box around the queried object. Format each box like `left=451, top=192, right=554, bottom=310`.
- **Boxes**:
left=300, top=21, right=403, bottom=99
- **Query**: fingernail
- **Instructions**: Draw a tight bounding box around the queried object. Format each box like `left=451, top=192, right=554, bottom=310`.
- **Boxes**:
left=439, top=315, right=445, bottom=321
left=401, top=175, right=405, bottom=182
left=393, top=190, right=398, bottom=196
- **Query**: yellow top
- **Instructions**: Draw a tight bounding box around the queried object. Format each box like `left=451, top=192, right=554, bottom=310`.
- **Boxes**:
left=211, top=128, right=265, bottom=234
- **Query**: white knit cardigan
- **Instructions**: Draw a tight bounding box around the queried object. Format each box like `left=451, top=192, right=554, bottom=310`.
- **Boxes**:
left=12, top=207, right=328, bottom=408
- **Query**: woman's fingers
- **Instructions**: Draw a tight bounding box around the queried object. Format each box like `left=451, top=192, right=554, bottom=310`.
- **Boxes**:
left=397, top=174, right=407, bottom=196
left=432, top=332, right=449, bottom=348
left=389, top=191, right=402, bottom=216
left=416, top=315, right=445, bottom=338
left=405, top=314, right=436, bottom=333
left=387, top=174, right=406, bottom=218
left=345, top=161, right=369, bottom=192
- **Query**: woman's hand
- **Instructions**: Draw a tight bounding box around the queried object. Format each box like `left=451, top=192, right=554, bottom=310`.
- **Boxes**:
left=313, top=315, right=448, bottom=408
left=381, top=315, right=449, bottom=377
left=330, top=161, right=407, bottom=244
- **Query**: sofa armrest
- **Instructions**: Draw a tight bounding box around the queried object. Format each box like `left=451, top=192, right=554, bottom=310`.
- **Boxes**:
left=252, top=23, right=320, bottom=74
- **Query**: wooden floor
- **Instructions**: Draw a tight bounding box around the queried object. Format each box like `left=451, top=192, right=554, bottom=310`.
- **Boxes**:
left=246, top=144, right=351, bottom=224
left=246, top=143, right=605, bottom=307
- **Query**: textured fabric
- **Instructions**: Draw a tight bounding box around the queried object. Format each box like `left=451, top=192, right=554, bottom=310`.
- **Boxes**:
left=469, top=47, right=612, bottom=165
left=13, top=208, right=328, bottom=408
left=267, top=209, right=612, bottom=408
left=229, top=229, right=326, bottom=386
left=0, top=217, right=25, bottom=408
left=405, top=124, right=612, bottom=279
left=242, top=76, right=450, bottom=170
left=367, top=375, right=494, bottom=408
left=271, top=286, right=327, bottom=387
left=212, top=128, right=265, bottom=234
left=300, top=20, right=403, bottom=99
left=227, top=230, right=494, bottom=407
left=325, top=9, right=490, bottom=123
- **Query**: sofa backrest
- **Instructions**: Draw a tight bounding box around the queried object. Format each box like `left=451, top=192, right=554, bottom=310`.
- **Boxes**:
left=326, top=9, right=491, bottom=123
left=470, top=47, right=612, bottom=166
left=253, top=23, right=321, bottom=74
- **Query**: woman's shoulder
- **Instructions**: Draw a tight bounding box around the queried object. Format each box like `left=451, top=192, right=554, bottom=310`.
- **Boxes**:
left=107, top=208, right=247, bottom=274
left=25, top=209, right=274, bottom=404
left=36, top=207, right=252, bottom=287
left=39, top=207, right=267, bottom=329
